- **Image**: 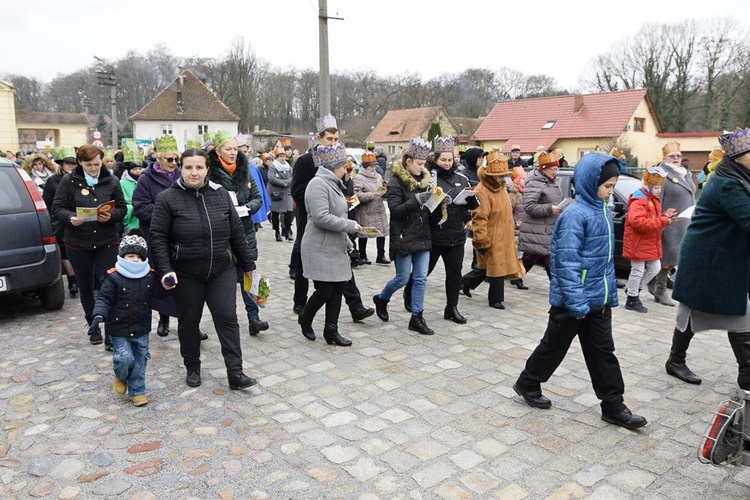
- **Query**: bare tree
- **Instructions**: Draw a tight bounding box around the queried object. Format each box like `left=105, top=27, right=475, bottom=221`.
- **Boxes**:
left=3, top=75, right=45, bottom=111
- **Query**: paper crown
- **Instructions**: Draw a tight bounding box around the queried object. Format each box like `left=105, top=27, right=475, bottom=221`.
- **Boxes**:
left=485, top=149, right=509, bottom=176
left=234, top=133, right=250, bottom=147
left=312, top=143, right=348, bottom=168
left=360, top=151, right=377, bottom=165
left=308, top=135, right=319, bottom=151
left=609, top=147, right=625, bottom=160
left=55, top=146, right=76, bottom=161
left=155, top=134, right=178, bottom=153
left=103, top=148, right=115, bottom=159
left=719, top=128, right=750, bottom=159
left=212, top=130, right=235, bottom=149
left=121, top=139, right=143, bottom=164
left=642, top=165, right=667, bottom=186
left=661, top=141, right=681, bottom=157
left=509, top=166, right=526, bottom=181
left=538, top=150, right=560, bottom=169
left=272, top=148, right=286, bottom=157
left=366, top=141, right=375, bottom=149
left=315, top=114, right=338, bottom=133
left=185, top=139, right=202, bottom=150
left=433, top=136, right=455, bottom=154
left=708, top=146, right=724, bottom=163
left=280, top=137, right=292, bottom=148
left=405, top=137, right=431, bottom=160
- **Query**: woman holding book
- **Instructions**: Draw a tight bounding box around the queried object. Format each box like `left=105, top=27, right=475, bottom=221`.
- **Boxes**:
left=52, top=144, right=127, bottom=347
left=354, top=151, right=390, bottom=264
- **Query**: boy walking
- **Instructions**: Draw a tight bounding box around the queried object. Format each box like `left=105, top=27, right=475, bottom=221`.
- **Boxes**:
left=513, top=153, right=647, bottom=430
left=88, top=230, right=166, bottom=406
left=623, top=167, right=676, bottom=313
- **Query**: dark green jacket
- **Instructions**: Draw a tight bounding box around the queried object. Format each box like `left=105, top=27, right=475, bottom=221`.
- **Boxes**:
left=207, top=150, right=261, bottom=261
left=672, top=160, right=750, bottom=315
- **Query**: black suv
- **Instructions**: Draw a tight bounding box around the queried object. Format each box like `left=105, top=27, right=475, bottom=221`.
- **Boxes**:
left=0, top=157, right=64, bottom=309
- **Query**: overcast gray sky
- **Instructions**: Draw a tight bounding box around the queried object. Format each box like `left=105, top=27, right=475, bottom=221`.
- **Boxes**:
left=5, top=0, right=749, bottom=90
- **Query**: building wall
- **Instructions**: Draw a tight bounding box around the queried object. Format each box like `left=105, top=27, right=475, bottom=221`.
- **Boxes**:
left=618, top=99, right=663, bottom=166
left=0, top=85, right=18, bottom=151
left=16, top=122, right=90, bottom=148
left=133, top=120, right=239, bottom=150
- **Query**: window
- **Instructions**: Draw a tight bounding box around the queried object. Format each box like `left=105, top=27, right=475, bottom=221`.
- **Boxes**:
left=161, top=124, right=173, bottom=135
left=541, top=120, right=556, bottom=130
left=198, top=124, right=209, bottom=135
left=388, top=145, right=395, bottom=155
left=633, top=117, right=645, bottom=132
left=578, top=148, right=593, bottom=160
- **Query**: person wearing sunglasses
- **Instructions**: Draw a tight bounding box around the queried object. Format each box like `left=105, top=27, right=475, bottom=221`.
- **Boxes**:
left=646, top=142, right=696, bottom=310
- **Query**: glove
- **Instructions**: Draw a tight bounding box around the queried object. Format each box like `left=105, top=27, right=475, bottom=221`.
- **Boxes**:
left=443, top=194, right=453, bottom=205
left=477, top=248, right=488, bottom=255
left=87, top=316, right=103, bottom=336
left=415, top=191, right=431, bottom=205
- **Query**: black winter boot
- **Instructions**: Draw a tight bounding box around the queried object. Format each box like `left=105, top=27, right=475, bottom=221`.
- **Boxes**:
left=68, top=275, right=79, bottom=297
left=443, top=306, right=466, bottom=324
left=323, top=323, right=352, bottom=346
left=373, top=294, right=389, bottom=322
left=408, top=312, right=434, bottom=335
left=625, top=295, right=648, bottom=313
left=665, top=327, right=701, bottom=384
left=157, top=313, right=170, bottom=337
left=298, top=312, right=315, bottom=341
left=728, top=332, right=750, bottom=390
left=275, top=230, right=282, bottom=242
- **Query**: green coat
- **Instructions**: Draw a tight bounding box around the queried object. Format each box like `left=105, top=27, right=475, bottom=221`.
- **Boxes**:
left=672, top=162, right=750, bottom=316
left=120, top=176, right=140, bottom=231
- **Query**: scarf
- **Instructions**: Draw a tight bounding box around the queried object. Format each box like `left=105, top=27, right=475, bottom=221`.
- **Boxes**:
left=715, top=157, right=750, bottom=195
left=153, top=162, right=178, bottom=181
left=219, top=156, right=237, bottom=176
left=666, top=163, right=688, bottom=177
left=273, top=159, right=291, bottom=174
left=121, top=169, right=137, bottom=183
left=115, top=256, right=150, bottom=279
left=84, top=171, right=99, bottom=187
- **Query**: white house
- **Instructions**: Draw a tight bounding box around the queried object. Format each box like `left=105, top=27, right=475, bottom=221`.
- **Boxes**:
left=130, top=68, right=239, bottom=150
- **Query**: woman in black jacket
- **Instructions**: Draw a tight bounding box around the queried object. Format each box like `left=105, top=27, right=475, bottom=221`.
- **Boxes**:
left=150, top=148, right=257, bottom=391
left=403, top=137, right=478, bottom=324
left=373, top=137, right=435, bottom=335
left=51, top=145, right=127, bottom=346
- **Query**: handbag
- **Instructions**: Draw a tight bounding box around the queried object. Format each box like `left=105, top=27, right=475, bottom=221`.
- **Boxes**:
left=270, top=191, right=283, bottom=201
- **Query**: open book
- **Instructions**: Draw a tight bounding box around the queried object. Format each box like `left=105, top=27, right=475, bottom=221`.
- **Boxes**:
left=453, top=187, right=479, bottom=205
left=359, top=227, right=384, bottom=238
left=75, top=200, right=115, bottom=222
left=557, top=197, right=574, bottom=210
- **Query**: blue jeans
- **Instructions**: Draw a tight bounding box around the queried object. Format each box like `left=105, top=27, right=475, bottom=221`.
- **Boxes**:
left=112, top=335, right=150, bottom=396
left=236, top=265, right=260, bottom=320
left=379, top=251, right=429, bottom=314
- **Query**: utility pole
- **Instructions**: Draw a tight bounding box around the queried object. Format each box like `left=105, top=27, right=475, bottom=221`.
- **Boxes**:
left=318, top=0, right=343, bottom=117
left=94, top=57, right=117, bottom=148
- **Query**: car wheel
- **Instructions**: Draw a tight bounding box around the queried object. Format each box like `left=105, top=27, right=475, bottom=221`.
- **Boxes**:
left=39, top=277, right=65, bottom=310
left=667, top=266, right=676, bottom=289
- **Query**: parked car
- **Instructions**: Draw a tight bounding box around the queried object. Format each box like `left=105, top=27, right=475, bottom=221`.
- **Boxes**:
left=0, top=157, right=64, bottom=310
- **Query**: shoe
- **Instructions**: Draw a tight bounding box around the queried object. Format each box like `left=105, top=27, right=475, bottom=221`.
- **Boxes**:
left=199, top=330, right=209, bottom=341
left=284, top=229, right=293, bottom=241
left=113, top=376, right=126, bottom=395
left=248, top=318, right=269, bottom=336
left=298, top=314, right=315, bottom=341
left=616, top=280, right=626, bottom=289
left=350, top=258, right=360, bottom=268
left=376, top=256, right=391, bottom=265
left=461, top=281, right=472, bottom=298
left=351, top=307, right=374, bottom=323
left=228, top=373, right=257, bottom=390
left=275, top=230, right=282, bottom=242
left=323, top=323, right=352, bottom=346
left=655, top=292, right=676, bottom=306
left=131, top=395, right=148, bottom=407
left=156, top=315, right=169, bottom=337
left=601, top=406, right=647, bottom=430
left=104, top=335, right=113, bottom=352
left=665, top=328, right=702, bottom=384
left=625, top=295, right=648, bottom=313
left=69, top=282, right=79, bottom=298
left=186, top=370, right=201, bottom=387
left=513, top=382, right=552, bottom=409
left=373, top=294, right=389, bottom=322
left=89, top=327, right=103, bottom=345
left=490, top=302, right=506, bottom=310
left=293, top=304, right=305, bottom=315
left=510, top=279, right=528, bottom=290
left=408, top=312, right=434, bottom=335
left=665, top=360, right=702, bottom=384
left=360, top=258, right=371, bottom=265
left=443, top=306, right=467, bottom=324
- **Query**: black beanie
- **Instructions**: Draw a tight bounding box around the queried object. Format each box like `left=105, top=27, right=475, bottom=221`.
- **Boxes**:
left=119, top=230, right=148, bottom=260
left=598, top=160, right=621, bottom=186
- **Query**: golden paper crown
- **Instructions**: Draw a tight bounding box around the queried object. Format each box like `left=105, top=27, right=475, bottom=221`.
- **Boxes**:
left=609, top=147, right=624, bottom=159
left=642, top=166, right=667, bottom=186
left=708, top=146, right=724, bottom=163
left=485, top=149, right=509, bottom=176
left=661, top=142, right=681, bottom=157
left=280, top=138, right=292, bottom=148
left=361, top=152, right=377, bottom=165
left=509, top=166, right=525, bottom=180
left=538, top=150, right=560, bottom=169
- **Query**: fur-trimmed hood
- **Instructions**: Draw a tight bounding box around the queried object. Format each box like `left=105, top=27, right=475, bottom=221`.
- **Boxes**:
left=22, top=153, right=57, bottom=175
left=391, top=160, right=430, bottom=191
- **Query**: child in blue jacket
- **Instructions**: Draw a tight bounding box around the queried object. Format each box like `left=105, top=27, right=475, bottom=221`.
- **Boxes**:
left=513, top=153, right=647, bottom=430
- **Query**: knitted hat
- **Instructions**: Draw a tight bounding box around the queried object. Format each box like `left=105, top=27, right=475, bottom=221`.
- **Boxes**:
left=119, top=230, right=148, bottom=260
left=642, top=165, right=667, bottom=186
left=598, top=160, right=621, bottom=186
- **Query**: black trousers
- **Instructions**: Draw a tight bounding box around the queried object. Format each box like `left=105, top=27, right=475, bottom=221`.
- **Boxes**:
left=517, top=306, right=625, bottom=412
left=406, top=244, right=465, bottom=307
left=461, top=267, right=505, bottom=304
left=301, top=280, right=345, bottom=326
left=172, top=266, right=244, bottom=376
left=522, top=254, right=551, bottom=280
left=66, top=244, right=119, bottom=324
left=292, top=207, right=365, bottom=313
left=271, top=210, right=292, bottom=232
left=358, top=237, right=386, bottom=259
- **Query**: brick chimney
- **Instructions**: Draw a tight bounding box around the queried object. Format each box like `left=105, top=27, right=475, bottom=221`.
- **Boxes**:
left=573, top=94, right=584, bottom=113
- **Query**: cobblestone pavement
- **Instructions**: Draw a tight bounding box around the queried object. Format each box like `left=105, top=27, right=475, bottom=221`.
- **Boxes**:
left=2, top=226, right=749, bottom=499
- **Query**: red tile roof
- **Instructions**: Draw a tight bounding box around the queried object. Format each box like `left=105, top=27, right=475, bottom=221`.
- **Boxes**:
left=474, top=89, right=659, bottom=153
left=130, top=69, right=239, bottom=122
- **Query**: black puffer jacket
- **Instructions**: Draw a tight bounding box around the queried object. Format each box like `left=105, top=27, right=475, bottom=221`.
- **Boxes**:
left=386, top=161, right=431, bottom=256
left=51, top=165, right=127, bottom=250
left=149, top=178, right=255, bottom=281
left=93, top=269, right=166, bottom=337
left=428, top=161, right=479, bottom=247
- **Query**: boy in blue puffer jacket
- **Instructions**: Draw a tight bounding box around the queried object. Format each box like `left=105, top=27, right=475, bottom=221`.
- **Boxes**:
left=513, top=153, right=647, bottom=430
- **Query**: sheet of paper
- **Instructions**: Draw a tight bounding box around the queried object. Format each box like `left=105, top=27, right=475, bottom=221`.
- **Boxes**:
left=227, top=191, right=250, bottom=217
left=75, top=206, right=99, bottom=222
left=425, top=190, right=447, bottom=213
left=359, top=227, right=384, bottom=238
left=557, top=197, right=574, bottom=210
left=452, top=188, right=478, bottom=205
left=676, top=205, right=694, bottom=219
left=347, top=195, right=360, bottom=211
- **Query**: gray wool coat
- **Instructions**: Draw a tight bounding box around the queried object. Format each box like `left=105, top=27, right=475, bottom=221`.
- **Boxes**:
left=353, top=168, right=389, bottom=236
left=301, top=167, right=358, bottom=282
left=267, top=161, right=294, bottom=213
left=518, top=168, right=563, bottom=256
left=659, top=162, right=696, bottom=266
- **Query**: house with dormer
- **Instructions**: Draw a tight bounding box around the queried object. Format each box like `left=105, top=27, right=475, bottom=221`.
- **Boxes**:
left=130, top=68, right=239, bottom=150
left=366, top=106, right=459, bottom=159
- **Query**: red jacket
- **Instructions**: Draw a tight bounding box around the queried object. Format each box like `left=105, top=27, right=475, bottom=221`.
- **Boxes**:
left=623, top=188, right=671, bottom=261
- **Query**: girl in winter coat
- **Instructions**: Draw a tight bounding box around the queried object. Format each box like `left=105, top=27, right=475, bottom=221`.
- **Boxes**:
left=22, top=153, right=56, bottom=194
left=373, top=137, right=435, bottom=335
left=267, top=149, right=294, bottom=241
left=354, top=152, right=389, bottom=264
left=119, top=141, right=145, bottom=233
left=298, top=143, right=362, bottom=347
left=622, top=167, right=676, bottom=313
left=508, top=166, right=528, bottom=290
